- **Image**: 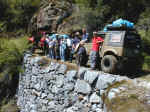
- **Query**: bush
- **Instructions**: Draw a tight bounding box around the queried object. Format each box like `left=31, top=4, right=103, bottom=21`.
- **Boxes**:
left=0, top=36, right=30, bottom=72
left=137, top=30, right=150, bottom=70
left=142, top=52, right=150, bottom=70
left=0, top=36, right=30, bottom=107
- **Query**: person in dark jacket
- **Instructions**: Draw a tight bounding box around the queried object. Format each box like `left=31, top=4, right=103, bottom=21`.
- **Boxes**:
left=54, top=35, right=60, bottom=60
left=76, top=41, right=87, bottom=66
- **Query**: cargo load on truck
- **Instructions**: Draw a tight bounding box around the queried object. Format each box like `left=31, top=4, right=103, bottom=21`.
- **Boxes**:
left=103, top=18, right=134, bottom=32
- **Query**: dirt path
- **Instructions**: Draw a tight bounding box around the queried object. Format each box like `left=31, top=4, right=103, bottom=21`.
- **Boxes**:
left=33, top=46, right=150, bottom=82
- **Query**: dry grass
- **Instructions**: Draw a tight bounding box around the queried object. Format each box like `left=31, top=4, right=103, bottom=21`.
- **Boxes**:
left=0, top=99, right=19, bottom=112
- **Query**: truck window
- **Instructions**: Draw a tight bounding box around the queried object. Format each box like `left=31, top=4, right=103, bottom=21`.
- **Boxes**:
left=124, top=33, right=141, bottom=48
left=110, top=33, right=122, bottom=43
left=107, top=32, right=124, bottom=47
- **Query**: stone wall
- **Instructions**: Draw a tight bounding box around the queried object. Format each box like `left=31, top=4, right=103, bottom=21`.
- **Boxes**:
left=17, top=53, right=150, bottom=112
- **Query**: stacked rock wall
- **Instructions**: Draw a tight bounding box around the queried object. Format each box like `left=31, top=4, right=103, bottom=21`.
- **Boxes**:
left=17, top=53, right=129, bottom=112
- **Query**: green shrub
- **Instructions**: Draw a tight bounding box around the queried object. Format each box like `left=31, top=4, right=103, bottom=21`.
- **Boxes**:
left=0, top=36, right=30, bottom=83
left=0, top=36, right=30, bottom=107
left=0, top=36, right=30, bottom=68
left=137, top=29, right=150, bottom=70
left=142, top=52, right=150, bottom=70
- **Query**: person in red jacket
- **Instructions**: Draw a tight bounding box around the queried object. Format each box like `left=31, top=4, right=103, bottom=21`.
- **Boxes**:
left=90, top=31, right=104, bottom=70
left=28, top=35, right=34, bottom=43
left=28, top=35, right=35, bottom=52
left=40, top=32, right=49, bottom=55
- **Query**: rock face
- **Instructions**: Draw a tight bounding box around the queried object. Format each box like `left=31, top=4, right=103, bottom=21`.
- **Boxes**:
left=30, top=0, right=78, bottom=33
left=17, top=53, right=150, bottom=112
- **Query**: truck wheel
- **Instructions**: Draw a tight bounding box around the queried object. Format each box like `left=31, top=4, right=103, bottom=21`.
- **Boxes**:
left=101, top=55, right=118, bottom=73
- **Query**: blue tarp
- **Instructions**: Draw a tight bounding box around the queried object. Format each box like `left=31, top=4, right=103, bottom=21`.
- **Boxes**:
left=58, top=34, right=69, bottom=39
left=103, top=18, right=134, bottom=32
left=103, top=24, right=113, bottom=32
left=48, top=34, right=70, bottom=40
left=112, top=18, right=134, bottom=28
left=49, top=34, right=57, bottom=40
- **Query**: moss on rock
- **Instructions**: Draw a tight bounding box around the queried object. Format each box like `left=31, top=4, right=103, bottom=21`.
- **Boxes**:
left=104, top=80, right=150, bottom=112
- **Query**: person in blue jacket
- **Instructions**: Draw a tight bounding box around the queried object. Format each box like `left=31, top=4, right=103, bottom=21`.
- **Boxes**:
left=72, top=32, right=80, bottom=51
left=81, top=28, right=89, bottom=43
left=59, top=35, right=67, bottom=62
left=48, top=38, right=55, bottom=59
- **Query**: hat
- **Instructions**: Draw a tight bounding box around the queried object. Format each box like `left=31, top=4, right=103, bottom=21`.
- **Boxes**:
left=75, top=32, right=80, bottom=35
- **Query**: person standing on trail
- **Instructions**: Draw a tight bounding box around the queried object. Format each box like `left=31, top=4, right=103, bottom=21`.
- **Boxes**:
left=48, top=38, right=55, bottom=59
left=76, top=41, right=87, bottom=66
left=28, top=34, right=35, bottom=53
left=90, top=31, right=104, bottom=70
left=40, top=32, right=48, bottom=55
left=81, top=28, right=89, bottom=43
left=72, top=32, right=80, bottom=52
left=59, top=35, right=67, bottom=62
left=54, top=34, right=60, bottom=60
left=66, top=34, right=73, bottom=62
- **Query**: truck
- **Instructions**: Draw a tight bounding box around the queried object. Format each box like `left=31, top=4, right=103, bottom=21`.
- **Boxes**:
left=90, top=29, right=143, bottom=73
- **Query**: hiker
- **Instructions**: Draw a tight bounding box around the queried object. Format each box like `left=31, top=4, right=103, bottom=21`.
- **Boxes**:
left=59, top=35, right=67, bottom=62
left=28, top=34, right=35, bottom=53
left=76, top=41, right=87, bottom=66
left=54, top=34, right=60, bottom=60
left=72, top=32, right=81, bottom=52
left=81, top=28, right=89, bottom=43
left=65, top=34, right=73, bottom=62
left=28, top=35, right=34, bottom=44
left=40, top=32, right=48, bottom=55
left=90, top=31, right=104, bottom=70
left=48, top=38, right=55, bottom=59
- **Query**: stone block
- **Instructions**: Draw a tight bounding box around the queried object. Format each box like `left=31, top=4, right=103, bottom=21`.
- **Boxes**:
left=75, top=79, right=91, bottom=94
left=78, top=67, right=87, bottom=79
left=84, top=71, right=99, bottom=84
left=66, top=70, right=77, bottom=82
left=90, top=92, right=102, bottom=104
left=96, top=74, right=116, bottom=90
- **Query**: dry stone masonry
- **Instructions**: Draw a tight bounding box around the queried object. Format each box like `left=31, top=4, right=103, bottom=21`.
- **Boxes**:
left=17, top=53, right=150, bottom=112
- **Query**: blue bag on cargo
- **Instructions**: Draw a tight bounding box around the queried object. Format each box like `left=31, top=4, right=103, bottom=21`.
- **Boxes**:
left=103, top=24, right=113, bottom=32
left=112, top=18, right=134, bottom=28
left=123, top=20, right=134, bottom=28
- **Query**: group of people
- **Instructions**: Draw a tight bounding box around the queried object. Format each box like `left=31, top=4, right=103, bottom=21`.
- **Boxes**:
left=28, top=28, right=104, bottom=70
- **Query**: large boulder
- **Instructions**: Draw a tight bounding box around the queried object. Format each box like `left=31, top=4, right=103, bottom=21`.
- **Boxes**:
left=30, top=0, right=79, bottom=33
left=104, top=80, right=150, bottom=112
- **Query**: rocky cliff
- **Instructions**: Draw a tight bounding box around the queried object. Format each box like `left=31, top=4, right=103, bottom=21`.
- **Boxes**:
left=30, top=0, right=81, bottom=34
left=17, top=53, right=150, bottom=112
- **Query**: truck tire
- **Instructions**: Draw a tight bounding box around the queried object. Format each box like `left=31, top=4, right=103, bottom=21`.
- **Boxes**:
left=101, top=55, right=118, bottom=73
